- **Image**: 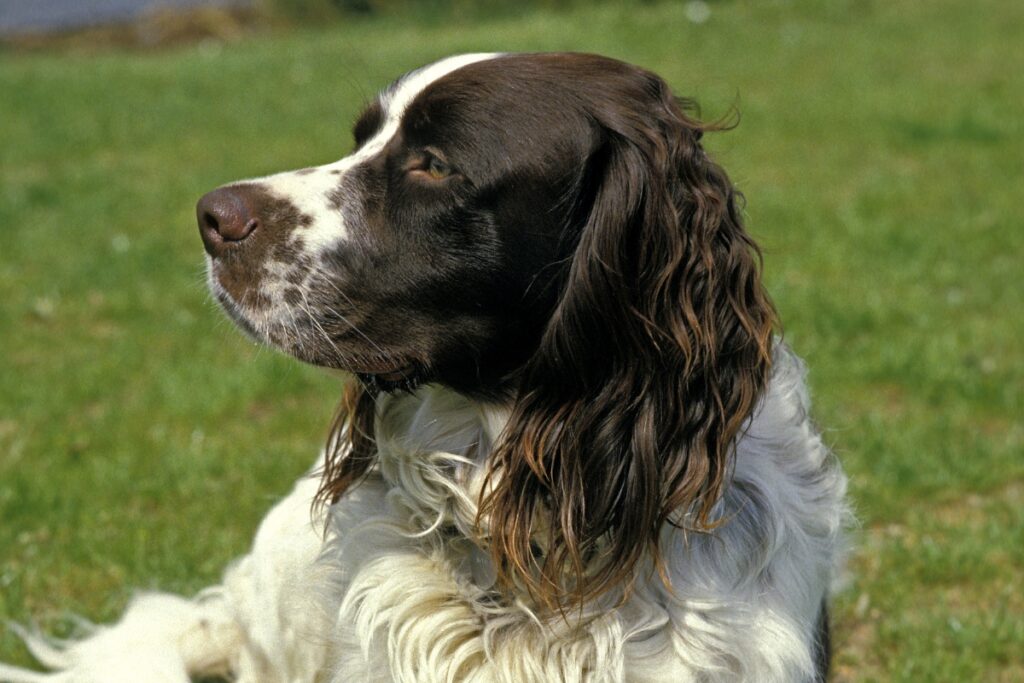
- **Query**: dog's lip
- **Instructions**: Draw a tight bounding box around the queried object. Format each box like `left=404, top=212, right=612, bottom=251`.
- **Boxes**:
left=373, top=367, right=416, bottom=382
left=345, top=358, right=417, bottom=381
left=206, top=268, right=417, bottom=381
left=351, top=360, right=424, bottom=391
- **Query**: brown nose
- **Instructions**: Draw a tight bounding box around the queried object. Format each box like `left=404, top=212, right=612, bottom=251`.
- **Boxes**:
left=197, top=187, right=259, bottom=257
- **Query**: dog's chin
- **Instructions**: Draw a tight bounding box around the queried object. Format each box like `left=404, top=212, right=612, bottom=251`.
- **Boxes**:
left=260, top=327, right=427, bottom=393
left=210, top=287, right=262, bottom=345
left=269, top=337, right=425, bottom=392
left=207, top=276, right=427, bottom=393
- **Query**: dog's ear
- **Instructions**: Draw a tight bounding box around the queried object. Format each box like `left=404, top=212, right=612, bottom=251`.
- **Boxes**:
left=316, top=381, right=378, bottom=508
left=482, top=69, right=778, bottom=610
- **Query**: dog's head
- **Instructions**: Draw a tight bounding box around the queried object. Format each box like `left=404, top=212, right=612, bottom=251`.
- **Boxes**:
left=199, top=53, right=776, bottom=609
left=200, top=53, right=580, bottom=393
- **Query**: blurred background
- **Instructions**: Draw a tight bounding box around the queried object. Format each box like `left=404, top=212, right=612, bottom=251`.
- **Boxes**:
left=0, top=0, right=1021, bottom=680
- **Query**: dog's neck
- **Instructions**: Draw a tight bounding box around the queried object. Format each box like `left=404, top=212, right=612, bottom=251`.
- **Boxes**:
left=370, top=385, right=509, bottom=535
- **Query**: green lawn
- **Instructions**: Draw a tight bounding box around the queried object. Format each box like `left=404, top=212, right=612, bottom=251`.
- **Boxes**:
left=1, top=1, right=1021, bottom=680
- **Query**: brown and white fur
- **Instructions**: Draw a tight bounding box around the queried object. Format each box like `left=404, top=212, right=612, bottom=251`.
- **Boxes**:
left=1, top=53, right=847, bottom=683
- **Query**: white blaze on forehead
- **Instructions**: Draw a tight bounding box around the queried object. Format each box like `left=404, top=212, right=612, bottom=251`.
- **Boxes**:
left=252, top=53, right=502, bottom=257
left=371, top=52, right=503, bottom=153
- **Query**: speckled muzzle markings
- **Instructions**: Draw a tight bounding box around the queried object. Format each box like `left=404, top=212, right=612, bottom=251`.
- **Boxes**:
left=195, top=53, right=501, bottom=373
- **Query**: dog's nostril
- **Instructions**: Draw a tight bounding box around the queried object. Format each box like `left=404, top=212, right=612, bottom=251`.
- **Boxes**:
left=241, top=218, right=259, bottom=237
left=196, top=187, right=259, bottom=257
left=203, top=211, right=219, bottom=231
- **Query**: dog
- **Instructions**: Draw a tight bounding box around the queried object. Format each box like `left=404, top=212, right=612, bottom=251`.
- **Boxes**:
left=1, top=53, right=847, bottom=683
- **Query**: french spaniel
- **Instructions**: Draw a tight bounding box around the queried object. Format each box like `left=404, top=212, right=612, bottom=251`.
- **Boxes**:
left=1, top=52, right=847, bottom=683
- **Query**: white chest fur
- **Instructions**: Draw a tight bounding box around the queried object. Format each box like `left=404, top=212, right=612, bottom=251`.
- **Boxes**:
left=313, top=346, right=847, bottom=682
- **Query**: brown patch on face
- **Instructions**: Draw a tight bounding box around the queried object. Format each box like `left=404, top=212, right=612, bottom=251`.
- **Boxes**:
left=295, top=168, right=316, bottom=176
left=207, top=182, right=315, bottom=307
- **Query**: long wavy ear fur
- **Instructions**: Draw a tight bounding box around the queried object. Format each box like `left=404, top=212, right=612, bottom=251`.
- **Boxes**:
left=480, top=66, right=778, bottom=611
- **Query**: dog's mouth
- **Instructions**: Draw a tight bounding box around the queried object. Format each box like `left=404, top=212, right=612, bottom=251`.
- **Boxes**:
left=206, top=259, right=432, bottom=392
left=209, top=275, right=426, bottom=390
left=346, top=356, right=417, bottom=381
left=368, top=366, right=415, bottom=383
left=354, top=363, right=424, bottom=393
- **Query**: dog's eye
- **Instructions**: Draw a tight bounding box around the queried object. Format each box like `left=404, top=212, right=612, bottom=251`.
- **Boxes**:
left=408, top=151, right=455, bottom=182
left=426, top=156, right=452, bottom=180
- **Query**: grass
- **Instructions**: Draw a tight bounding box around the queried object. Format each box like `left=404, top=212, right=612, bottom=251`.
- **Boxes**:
left=1, top=0, right=1021, bottom=679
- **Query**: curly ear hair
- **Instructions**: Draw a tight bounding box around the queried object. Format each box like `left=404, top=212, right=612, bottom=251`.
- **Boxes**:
left=479, top=68, right=778, bottom=611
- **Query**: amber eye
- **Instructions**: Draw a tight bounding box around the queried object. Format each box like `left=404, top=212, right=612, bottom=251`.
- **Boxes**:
left=425, top=155, right=452, bottom=180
